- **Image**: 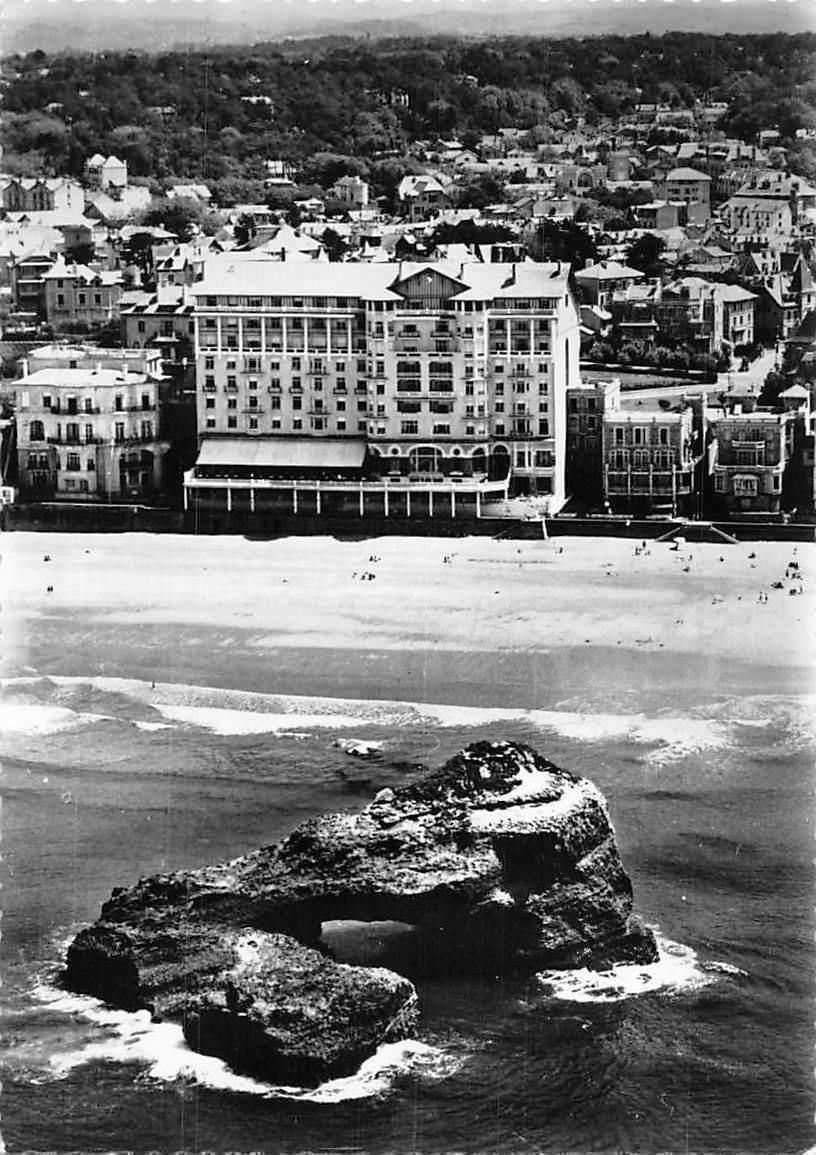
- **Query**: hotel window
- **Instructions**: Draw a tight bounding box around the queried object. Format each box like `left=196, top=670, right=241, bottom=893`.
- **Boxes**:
left=206, top=417, right=216, bottom=429
left=465, top=384, right=474, bottom=396
left=227, top=376, right=237, bottom=389
left=358, top=421, right=367, bottom=432
left=85, top=424, right=94, bottom=441
left=292, top=377, right=301, bottom=388
left=293, top=419, right=302, bottom=430
left=114, top=422, right=125, bottom=443
left=292, top=397, right=302, bottom=411
left=538, top=420, right=549, bottom=436
left=249, top=417, right=258, bottom=430
left=227, top=399, right=237, bottom=410
left=495, top=402, right=505, bottom=413
left=337, top=420, right=346, bottom=431
left=248, top=397, right=258, bottom=411
left=495, top=382, right=504, bottom=394
left=614, top=428, right=624, bottom=444
left=87, top=458, right=95, bottom=471
left=206, top=398, right=215, bottom=410
left=314, top=380, right=323, bottom=391
left=205, top=375, right=215, bottom=388
left=659, top=428, right=669, bottom=445
left=313, top=418, right=325, bottom=430
left=249, top=380, right=258, bottom=391
left=272, top=419, right=281, bottom=430
left=336, top=378, right=346, bottom=391
left=466, top=424, right=475, bottom=435
left=227, top=416, right=237, bottom=429
left=67, top=453, right=80, bottom=471
left=357, top=401, right=367, bottom=413
left=401, top=421, right=419, bottom=434
left=115, top=394, right=123, bottom=411
left=495, top=423, right=505, bottom=435
left=433, top=423, right=450, bottom=435
left=270, top=397, right=281, bottom=410
left=94, top=294, right=101, bottom=305
left=337, top=400, right=346, bottom=411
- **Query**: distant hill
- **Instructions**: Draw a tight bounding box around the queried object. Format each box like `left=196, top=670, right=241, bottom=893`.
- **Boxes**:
left=3, top=0, right=813, bottom=55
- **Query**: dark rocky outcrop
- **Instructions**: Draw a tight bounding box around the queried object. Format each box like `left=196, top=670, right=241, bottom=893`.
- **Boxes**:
left=65, top=740, right=657, bottom=1083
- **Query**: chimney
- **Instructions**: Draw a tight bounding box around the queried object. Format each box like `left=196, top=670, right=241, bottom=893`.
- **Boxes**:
left=21, top=358, right=29, bottom=377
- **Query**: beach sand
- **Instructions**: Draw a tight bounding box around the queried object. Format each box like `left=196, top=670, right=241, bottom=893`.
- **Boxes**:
left=3, top=532, right=814, bottom=709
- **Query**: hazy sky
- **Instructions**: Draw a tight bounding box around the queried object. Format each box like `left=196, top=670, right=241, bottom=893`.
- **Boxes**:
left=2, top=0, right=812, bottom=54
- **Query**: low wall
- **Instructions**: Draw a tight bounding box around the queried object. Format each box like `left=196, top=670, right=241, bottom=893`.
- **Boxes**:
left=4, top=504, right=815, bottom=543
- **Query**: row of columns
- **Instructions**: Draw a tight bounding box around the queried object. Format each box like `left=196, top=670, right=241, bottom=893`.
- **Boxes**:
left=185, top=483, right=484, bottom=519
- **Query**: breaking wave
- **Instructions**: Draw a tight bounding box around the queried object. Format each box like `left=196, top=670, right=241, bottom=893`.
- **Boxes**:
left=1, top=675, right=813, bottom=757
left=535, top=933, right=747, bottom=1004
left=30, top=981, right=456, bottom=1101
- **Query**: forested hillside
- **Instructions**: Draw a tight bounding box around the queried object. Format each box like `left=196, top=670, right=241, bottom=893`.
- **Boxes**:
left=3, top=31, right=815, bottom=196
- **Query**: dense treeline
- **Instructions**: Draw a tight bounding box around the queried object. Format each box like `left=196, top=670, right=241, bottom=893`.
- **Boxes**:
left=2, top=31, right=816, bottom=194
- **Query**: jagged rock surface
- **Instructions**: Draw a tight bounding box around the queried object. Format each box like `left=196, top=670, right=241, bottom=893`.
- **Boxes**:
left=65, top=740, right=657, bottom=1082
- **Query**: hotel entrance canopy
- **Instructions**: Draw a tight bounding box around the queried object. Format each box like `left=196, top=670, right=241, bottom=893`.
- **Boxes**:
left=194, top=436, right=367, bottom=475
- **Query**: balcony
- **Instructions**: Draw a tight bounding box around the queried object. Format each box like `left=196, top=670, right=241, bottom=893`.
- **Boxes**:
left=242, top=406, right=263, bottom=415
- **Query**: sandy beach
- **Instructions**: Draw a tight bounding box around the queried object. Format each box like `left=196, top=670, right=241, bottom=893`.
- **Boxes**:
left=3, top=531, right=814, bottom=707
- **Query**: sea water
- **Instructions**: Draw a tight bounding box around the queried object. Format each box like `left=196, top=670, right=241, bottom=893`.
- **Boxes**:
left=1, top=671, right=814, bottom=1153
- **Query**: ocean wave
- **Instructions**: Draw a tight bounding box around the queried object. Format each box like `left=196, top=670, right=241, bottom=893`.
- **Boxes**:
left=29, top=981, right=452, bottom=1100
left=534, top=933, right=746, bottom=1004
left=2, top=675, right=812, bottom=757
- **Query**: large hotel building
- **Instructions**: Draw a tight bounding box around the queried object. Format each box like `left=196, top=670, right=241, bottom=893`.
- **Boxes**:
left=183, top=256, right=580, bottom=525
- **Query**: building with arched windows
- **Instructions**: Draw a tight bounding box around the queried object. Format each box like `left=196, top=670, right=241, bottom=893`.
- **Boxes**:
left=15, top=346, right=168, bottom=501
left=183, top=257, right=580, bottom=525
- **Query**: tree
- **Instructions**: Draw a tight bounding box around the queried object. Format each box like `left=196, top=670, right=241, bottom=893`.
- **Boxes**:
left=531, top=219, right=597, bottom=269
left=456, top=172, right=506, bottom=210
left=626, top=233, right=667, bottom=278
left=233, top=212, right=257, bottom=248
left=321, top=227, right=348, bottom=262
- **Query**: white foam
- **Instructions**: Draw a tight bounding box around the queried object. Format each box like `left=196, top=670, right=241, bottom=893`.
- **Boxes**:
left=3, top=675, right=812, bottom=758
left=154, top=704, right=365, bottom=736
left=0, top=703, right=108, bottom=736
left=132, top=720, right=173, bottom=733
left=535, top=933, right=743, bottom=1004
left=30, top=981, right=451, bottom=1100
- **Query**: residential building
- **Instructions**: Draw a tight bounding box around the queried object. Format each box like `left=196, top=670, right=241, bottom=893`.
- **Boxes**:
left=120, top=287, right=196, bottom=370
left=330, top=175, right=370, bottom=209
left=0, top=176, right=84, bottom=215
left=574, top=261, right=645, bottom=310
left=717, top=283, right=757, bottom=347
left=184, top=258, right=580, bottom=524
left=396, top=175, right=450, bottom=222
left=566, top=377, right=620, bottom=501
left=709, top=406, right=799, bottom=515
left=659, top=168, right=712, bottom=213
left=602, top=396, right=703, bottom=515
left=85, top=154, right=128, bottom=190
left=42, top=259, right=124, bottom=330
left=15, top=345, right=168, bottom=501
left=9, top=250, right=59, bottom=317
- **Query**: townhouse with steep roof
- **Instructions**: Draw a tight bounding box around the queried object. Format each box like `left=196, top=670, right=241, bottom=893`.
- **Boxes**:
left=0, top=176, right=84, bottom=215
left=85, top=154, right=128, bottom=190
left=396, top=175, right=451, bottom=223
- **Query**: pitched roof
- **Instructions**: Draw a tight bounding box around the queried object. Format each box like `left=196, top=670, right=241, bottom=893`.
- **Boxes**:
left=664, top=167, right=711, bottom=182
left=575, top=260, right=644, bottom=281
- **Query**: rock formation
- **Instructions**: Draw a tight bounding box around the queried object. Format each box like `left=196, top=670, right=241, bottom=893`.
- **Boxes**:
left=65, top=740, right=657, bottom=1084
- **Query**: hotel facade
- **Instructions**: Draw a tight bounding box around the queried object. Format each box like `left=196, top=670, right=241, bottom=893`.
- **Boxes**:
left=184, top=258, right=580, bottom=525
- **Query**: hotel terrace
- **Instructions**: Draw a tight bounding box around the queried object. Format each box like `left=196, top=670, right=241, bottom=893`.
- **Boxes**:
left=184, top=257, right=580, bottom=525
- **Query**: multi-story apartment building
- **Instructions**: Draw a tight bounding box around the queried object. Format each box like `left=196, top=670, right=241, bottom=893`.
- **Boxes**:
left=9, top=250, right=60, bottom=317
left=602, top=399, right=703, bottom=516
left=184, top=258, right=580, bottom=523
left=566, top=377, right=621, bottom=501
left=15, top=345, right=167, bottom=501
